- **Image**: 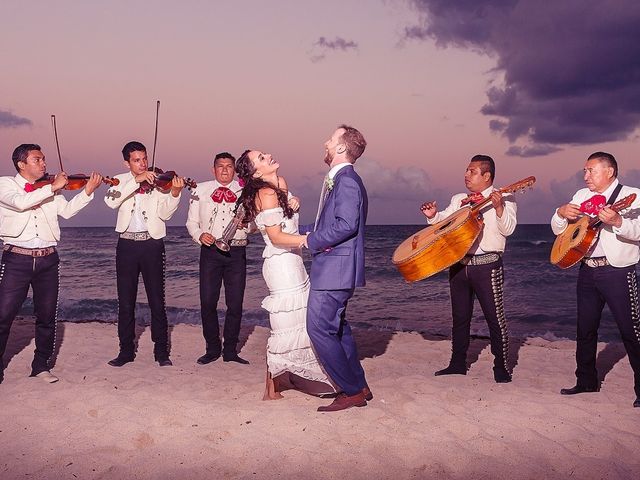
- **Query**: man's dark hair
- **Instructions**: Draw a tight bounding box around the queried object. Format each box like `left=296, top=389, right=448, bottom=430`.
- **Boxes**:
left=337, top=124, right=366, bottom=163
left=214, top=152, right=236, bottom=167
left=122, top=141, right=147, bottom=161
left=587, top=151, right=618, bottom=177
left=12, top=144, right=41, bottom=172
left=470, top=154, right=495, bottom=182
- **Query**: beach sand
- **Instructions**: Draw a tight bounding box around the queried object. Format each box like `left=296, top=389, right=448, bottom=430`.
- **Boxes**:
left=1, top=319, right=639, bottom=479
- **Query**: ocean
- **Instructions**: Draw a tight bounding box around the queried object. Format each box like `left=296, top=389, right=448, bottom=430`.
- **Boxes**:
left=14, top=225, right=634, bottom=342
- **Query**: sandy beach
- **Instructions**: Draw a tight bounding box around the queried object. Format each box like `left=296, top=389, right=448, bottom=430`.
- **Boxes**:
left=1, top=319, right=639, bottom=479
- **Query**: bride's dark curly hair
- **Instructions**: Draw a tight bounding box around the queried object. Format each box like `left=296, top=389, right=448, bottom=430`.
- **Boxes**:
left=235, top=150, right=294, bottom=223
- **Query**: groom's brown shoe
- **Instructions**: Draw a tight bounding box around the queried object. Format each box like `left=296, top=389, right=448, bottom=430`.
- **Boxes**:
left=363, top=386, right=373, bottom=401
left=317, top=392, right=367, bottom=412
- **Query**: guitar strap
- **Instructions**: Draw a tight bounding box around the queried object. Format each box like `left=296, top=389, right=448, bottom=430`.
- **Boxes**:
left=591, top=182, right=624, bottom=231
left=607, top=183, right=623, bottom=205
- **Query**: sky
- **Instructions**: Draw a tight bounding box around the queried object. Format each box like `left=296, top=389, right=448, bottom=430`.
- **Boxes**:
left=1, top=0, right=639, bottom=226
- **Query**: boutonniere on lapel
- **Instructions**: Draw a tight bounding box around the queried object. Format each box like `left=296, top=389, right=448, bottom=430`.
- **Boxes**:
left=325, top=177, right=335, bottom=192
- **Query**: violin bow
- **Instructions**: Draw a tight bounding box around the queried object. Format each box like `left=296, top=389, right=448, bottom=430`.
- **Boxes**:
left=51, top=114, right=64, bottom=172
left=150, top=100, right=160, bottom=171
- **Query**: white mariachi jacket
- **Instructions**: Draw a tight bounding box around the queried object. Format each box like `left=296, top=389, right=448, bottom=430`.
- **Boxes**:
left=0, top=173, right=94, bottom=243
left=104, top=172, right=181, bottom=240
left=186, top=179, right=246, bottom=245
left=551, top=179, right=640, bottom=267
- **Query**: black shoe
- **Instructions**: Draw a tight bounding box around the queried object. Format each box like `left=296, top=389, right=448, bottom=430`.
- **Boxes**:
left=107, top=354, right=135, bottom=367
left=633, top=398, right=640, bottom=408
left=434, top=365, right=467, bottom=376
left=197, top=353, right=220, bottom=365
left=223, top=354, right=249, bottom=365
left=494, top=369, right=512, bottom=384
left=560, top=384, right=599, bottom=395
left=156, top=358, right=173, bottom=367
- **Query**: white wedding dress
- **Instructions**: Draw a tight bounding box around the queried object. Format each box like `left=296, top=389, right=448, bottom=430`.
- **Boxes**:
left=255, top=207, right=333, bottom=388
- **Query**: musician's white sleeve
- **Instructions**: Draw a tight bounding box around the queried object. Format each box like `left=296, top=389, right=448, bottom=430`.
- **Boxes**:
left=186, top=189, right=204, bottom=244
left=496, top=194, right=517, bottom=236
left=612, top=192, right=640, bottom=241
left=427, top=194, right=465, bottom=224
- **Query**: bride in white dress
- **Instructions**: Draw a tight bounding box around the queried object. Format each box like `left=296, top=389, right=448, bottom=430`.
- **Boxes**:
left=235, top=149, right=335, bottom=400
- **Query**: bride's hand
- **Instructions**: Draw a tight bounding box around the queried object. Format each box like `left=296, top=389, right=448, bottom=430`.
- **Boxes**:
left=288, top=196, right=300, bottom=212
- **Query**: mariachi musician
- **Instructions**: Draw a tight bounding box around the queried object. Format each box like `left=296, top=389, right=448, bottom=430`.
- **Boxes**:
left=0, top=144, right=102, bottom=384
left=186, top=152, right=251, bottom=365
left=552, top=152, right=640, bottom=408
left=421, top=154, right=517, bottom=383
left=104, top=141, right=184, bottom=368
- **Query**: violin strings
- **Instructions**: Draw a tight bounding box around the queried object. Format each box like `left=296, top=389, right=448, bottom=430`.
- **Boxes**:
left=51, top=114, right=64, bottom=172
left=150, top=100, right=160, bottom=171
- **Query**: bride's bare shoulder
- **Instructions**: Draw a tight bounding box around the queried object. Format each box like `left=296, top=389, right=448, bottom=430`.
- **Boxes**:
left=256, top=187, right=278, bottom=211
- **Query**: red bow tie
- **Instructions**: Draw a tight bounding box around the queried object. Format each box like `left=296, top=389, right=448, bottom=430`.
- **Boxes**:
left=211, top=186, right=237, bottom=203
left=24, top=183, right=35, bottom=192
left=461, top=192, right=484, bottom=206
left=579, top=194, right=606, bottom=215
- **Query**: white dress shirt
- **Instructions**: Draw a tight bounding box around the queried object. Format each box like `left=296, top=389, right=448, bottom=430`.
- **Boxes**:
left=427, top=185, right=518, bottom=254
left=0, top=173, right=94, bottom=247
left=104, top=172, right=181, bottom=239
left=551, top=178, right=640, bottom=267
left=186, top=179, right=246, bottom=244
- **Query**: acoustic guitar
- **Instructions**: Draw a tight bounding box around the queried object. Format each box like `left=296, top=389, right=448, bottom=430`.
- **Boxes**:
left=392, top=176, right=536, bottom=282
left=550, top=193, right=636, bottom=269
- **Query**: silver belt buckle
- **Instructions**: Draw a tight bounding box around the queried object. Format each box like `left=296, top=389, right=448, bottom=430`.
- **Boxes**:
left=461, top=252, right=500, bottom=266
left=120, top=231, right=151, bottom=241
left=583, top=257, right=609, bottom=268
left=229, top=239, right=248, bottom=247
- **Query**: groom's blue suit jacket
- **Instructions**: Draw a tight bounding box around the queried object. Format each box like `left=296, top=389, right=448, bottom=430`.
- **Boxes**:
left=302, top=165, right=367, bottom=291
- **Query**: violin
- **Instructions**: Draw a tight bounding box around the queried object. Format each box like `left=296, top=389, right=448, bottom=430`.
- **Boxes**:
left=33, top=173, right=119, bottom=191
left=138, top=167, right=197, bottom=194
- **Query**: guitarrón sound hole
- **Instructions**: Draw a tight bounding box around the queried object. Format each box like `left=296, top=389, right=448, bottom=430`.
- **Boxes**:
left=437, top=220, right=453, bottom=232
left=571, top=229, right=580, bottom=240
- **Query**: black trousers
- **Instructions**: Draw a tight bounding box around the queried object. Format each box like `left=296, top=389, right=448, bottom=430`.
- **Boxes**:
left=576, top=263, right=640, bottom=396
left=116, top=238, right=168, bottom=358
left=199, top=245, right=246, bottom=356
left=448, top=259, right=509, bottom=372
left=0, top=250, right=60, bottom=377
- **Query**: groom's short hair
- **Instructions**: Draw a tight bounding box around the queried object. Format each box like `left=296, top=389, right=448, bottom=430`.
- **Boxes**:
left=338, top=124, right=366, bottom=163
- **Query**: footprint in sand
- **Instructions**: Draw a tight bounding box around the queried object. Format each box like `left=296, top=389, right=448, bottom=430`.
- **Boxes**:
left=133, top=432, right=155, bottom=449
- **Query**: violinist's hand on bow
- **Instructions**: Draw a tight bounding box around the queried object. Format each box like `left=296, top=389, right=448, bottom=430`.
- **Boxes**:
left=84, top=172, right=103, bottom=195
left=199, top=232, right=215, bottom=246
left=489, top=191, right=505, bottom=218
left=557, top=203, right=581, bottom=221
left=170, top=176, right=185, bottom=197
left=598, top=205, right=623, bottom=228
left=420, top=201, right=437, bottom=219
left=135, top=170, right=156, bottom=184
left=288, top=195, right=300, bottom=212
left=51, top=172, right=68, bottom=192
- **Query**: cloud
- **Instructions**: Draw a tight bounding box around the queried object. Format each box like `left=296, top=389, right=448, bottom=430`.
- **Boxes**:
left=505, top=144, right=562, bottom=158
left=357, top=159, right=432, bottom=201
left=308, top=36, right=358, bottom=63
left=290, top=158, right=441, bottom=224
left=0, top=109, right=32, bottom=128
left=404, top=0, right=640, bottom=155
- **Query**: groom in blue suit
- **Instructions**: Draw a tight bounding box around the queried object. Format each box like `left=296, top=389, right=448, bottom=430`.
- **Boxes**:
left=302, top=125, right=370, bottom=412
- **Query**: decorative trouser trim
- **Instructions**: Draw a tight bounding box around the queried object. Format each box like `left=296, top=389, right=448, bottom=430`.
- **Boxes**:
left=576, top=264, right=640, bottom=396
left=491, top=265, right=509, bottom=372
left=448, top=259, right=510, bottom=372
left=629, top=271, right=640, bottom=344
